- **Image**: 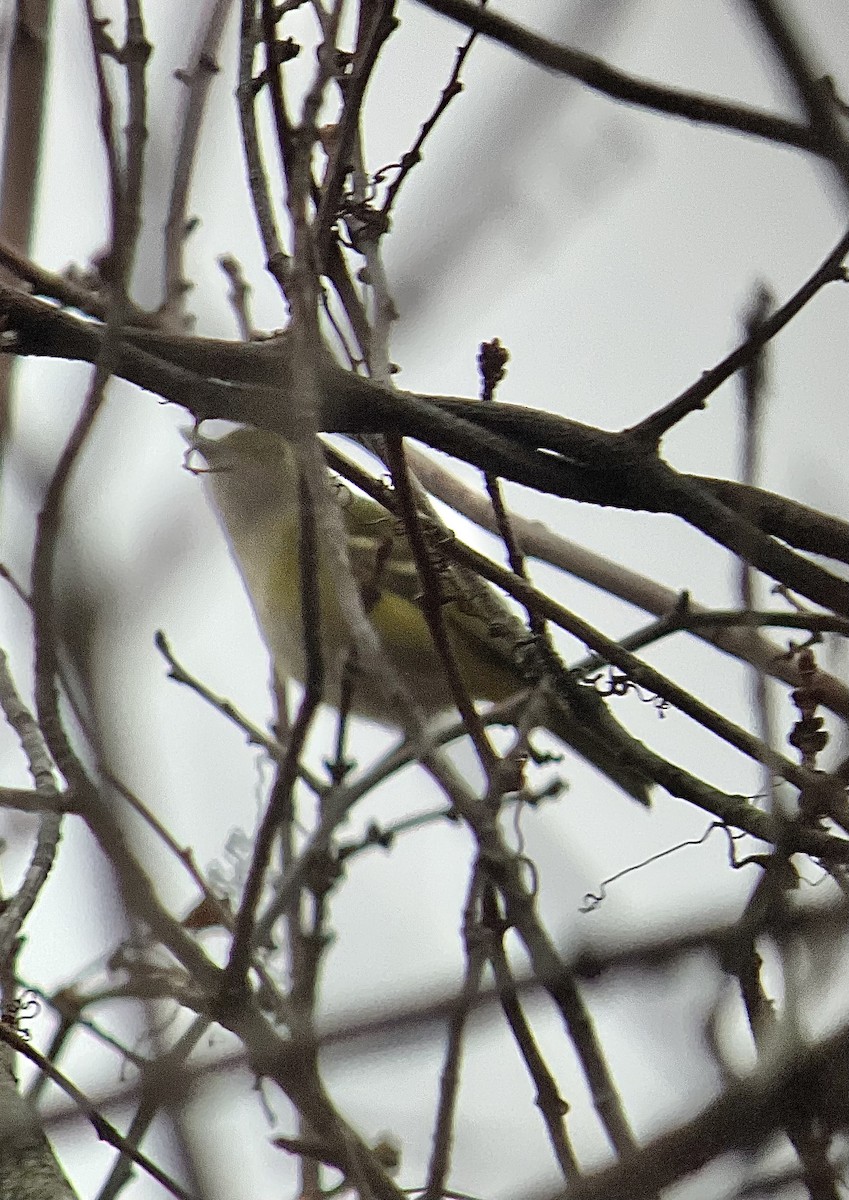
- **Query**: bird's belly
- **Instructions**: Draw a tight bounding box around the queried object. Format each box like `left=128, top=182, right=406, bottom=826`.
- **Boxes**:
left=232, top=521, right=518, bottom=727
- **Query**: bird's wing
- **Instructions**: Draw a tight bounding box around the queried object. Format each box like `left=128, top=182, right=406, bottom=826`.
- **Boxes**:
left=339, top=482, right=653, bottom=804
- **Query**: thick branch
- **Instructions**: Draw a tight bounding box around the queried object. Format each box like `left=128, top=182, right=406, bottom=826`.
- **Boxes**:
left=5, top=287, right=849, bottom=617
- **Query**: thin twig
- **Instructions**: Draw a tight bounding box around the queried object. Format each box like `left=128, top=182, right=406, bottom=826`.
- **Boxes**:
left=222, top=464, right=324, bottom=995
left=161, top=0, right=236, bottom=327
left=314, top=1, right=397, bottom=263
left=155, top=628, right=290, bottom=763
left=380, top=9, right=481, bottom=218
left=385, top=435, right=499, bottom=773
left=237, top=0, right=291, bottom=292
left=0, top=1026, right=198, bottom=1200
left=218, top=252, right=256, bottom=340
left=484, top=882, right=580, bottom=1182
left=423, top=870, right=488, bottom=1200
left=628, top=225, right=849, bottom=442
left=413, top=0, right=837, bottom=160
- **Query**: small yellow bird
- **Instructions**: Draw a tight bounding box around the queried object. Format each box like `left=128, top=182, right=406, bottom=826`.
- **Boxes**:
left=187, top=426, right=652, bottom=805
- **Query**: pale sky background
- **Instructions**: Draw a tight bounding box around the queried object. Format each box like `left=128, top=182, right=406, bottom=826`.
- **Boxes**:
left=2, top=2, right=849, bottom=1198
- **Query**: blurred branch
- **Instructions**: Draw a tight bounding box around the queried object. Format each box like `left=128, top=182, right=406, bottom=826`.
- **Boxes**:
left=0, top=1026, right=194, bottom=1200
left=737, top=285, right=780, bottom=810
left=0, top=2, right=51, bottom=261
left=729, top=863, right=842, bottom=1200
left=94, top=1016, right=211, bottom=1200
left=161, top=0, right=236, bottom=327
left=32, top=904, right=849, bottom=1197
left=0, top=0, right=52, bottom=446
left=413, top=0, right=837, bottom=160
left=23, top=3, right=220, bottom=994
left=745, top=0, right=849, bottom=197
left=459, top=808, right=642, bottom=1157
left=6, top=4, right=849, bottom=1193
left=533, top=1018, right=849, bottom=1200
left=0, top=240, right=157, bottom=325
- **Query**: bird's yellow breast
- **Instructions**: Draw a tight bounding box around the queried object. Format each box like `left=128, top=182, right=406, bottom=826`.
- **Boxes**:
left=228, top=505, right=518, bottom=721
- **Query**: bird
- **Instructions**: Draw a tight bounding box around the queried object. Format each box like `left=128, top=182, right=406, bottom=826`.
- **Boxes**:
left=185, top=425, right=652, bottom=805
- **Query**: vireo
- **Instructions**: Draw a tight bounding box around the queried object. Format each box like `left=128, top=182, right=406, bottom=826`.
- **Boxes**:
left=187, top=427, right=652, bottom=805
